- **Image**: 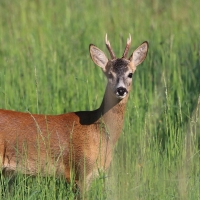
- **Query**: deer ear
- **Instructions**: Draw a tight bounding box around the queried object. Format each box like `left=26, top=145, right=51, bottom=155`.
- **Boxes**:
left=129, top=41, right=148, bottom=68
left=89, top=44, right=108, bottom=71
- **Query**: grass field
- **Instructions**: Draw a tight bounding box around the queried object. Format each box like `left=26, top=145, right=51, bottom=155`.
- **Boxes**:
left=0, top=0, right=200, bottom=199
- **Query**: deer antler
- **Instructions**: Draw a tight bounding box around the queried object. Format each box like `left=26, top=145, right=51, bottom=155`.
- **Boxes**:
left=105, top=34, right=116, bottom=59
left=122, top=34, right=131, bottom=58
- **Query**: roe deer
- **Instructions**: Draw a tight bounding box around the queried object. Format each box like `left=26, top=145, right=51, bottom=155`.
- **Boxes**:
left=0, top=34, right=148, bottom=195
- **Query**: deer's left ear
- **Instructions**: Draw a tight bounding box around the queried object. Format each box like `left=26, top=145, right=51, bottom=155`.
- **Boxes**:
left=129, top=42, right=148, bottom=68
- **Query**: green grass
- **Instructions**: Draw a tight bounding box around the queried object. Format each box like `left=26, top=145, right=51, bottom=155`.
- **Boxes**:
left=0, top=0, right=200, bottom=199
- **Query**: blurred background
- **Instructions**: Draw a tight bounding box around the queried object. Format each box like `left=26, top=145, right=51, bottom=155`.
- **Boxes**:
left=0, top=0, right=200, bottom=199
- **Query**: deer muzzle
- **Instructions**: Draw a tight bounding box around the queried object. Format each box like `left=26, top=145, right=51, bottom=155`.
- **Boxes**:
left=116, top=87, right=128, bottom=99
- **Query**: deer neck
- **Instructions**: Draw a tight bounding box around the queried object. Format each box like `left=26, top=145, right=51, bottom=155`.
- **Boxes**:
left=98, top=84, right=129, bottom=145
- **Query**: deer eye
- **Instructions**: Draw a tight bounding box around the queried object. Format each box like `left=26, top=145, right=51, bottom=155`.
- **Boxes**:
left=128, top=73, right=133, bottom=78
left=108, top=73, right=113, bottom=79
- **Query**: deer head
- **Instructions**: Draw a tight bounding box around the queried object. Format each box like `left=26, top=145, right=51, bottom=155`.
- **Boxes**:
left=89, top=34, right=148, bottom=100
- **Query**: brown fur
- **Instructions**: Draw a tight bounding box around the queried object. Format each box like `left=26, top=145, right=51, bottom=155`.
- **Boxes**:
left=0, top=35, right=148, bottom=195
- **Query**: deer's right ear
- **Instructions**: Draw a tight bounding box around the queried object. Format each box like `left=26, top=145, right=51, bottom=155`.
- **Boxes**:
left=89, top=44, right=108, bottom=71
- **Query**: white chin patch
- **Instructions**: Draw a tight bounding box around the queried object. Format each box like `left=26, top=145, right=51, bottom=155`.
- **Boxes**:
left=116, top=92, right=127, bottom=99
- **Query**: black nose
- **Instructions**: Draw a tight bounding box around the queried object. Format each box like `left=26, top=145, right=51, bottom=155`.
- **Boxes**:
left=117, top=87, right=128, bottom=96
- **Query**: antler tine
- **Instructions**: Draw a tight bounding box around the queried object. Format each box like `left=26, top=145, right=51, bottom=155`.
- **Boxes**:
left=122, top=34, right=132, bottom=58
left=105, top=34, right=116, bottom=59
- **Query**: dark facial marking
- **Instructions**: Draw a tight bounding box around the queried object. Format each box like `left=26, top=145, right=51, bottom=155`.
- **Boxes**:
left=112, top=59, right=129, bottom=75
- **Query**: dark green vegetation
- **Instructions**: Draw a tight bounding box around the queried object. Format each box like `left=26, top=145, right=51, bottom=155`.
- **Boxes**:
left=0, top=0, right=200, bottom=199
